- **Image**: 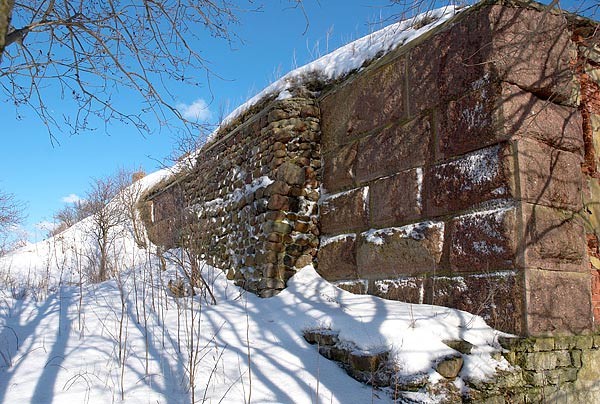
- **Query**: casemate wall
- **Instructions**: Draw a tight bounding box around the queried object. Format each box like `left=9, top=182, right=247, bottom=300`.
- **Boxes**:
left=143, top=0, right=600, bottom=337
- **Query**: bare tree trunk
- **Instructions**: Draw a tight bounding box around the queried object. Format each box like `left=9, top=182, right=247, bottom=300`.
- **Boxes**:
left=0, top=0, right=15, bottom=58
left=0, top=0, right=13, bottom=57
left=99, top=232, right=109, bottom=281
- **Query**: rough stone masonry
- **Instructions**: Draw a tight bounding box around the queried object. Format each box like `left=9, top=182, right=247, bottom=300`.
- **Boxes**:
left=142, top=0, right=600, bottom=338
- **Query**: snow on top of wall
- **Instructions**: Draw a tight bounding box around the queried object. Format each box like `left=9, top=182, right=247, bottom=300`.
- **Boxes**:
left=362, top=221, right=444, bottom=246
left=158, top=6, right=463, bottom=189
left=208, top=5, right=462, bottom=143
left=320, top=233, right=356, bottom=247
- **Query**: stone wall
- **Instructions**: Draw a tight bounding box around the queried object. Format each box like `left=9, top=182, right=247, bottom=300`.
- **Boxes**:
left=491, top=334, right=600, bottom=403
left=144, top=88, right=322, bottom=297
left=142, top=0, right=600, bottom=337
left=317, top=0, right=599, bottom=336
left=304, top=327, right=600, bottom=403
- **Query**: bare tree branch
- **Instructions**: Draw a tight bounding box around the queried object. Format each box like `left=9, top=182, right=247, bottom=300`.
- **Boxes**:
left=1, top=0, right=246, bottom=139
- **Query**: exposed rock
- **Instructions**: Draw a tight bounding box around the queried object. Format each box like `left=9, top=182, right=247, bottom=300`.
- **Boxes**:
left=277, top=162, right=305, bottom=186
left=443, top=339, right=474, bottom=355
left=435, top=354, right=464, bottom=379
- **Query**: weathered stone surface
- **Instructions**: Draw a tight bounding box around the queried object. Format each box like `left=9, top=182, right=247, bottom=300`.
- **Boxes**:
left=355, top=118, right=431, bottom=184
left=436, top=354, right=464, bottom=379
left=357, top=222, right=444, bottom=277
left=348, top=350, right=388, bottom=372
left=432, top=8, right=497, bottom=105
left=593, top=267, right=600, bottom=325
left=303, top=329, right=339, bottom=346
left=144, top=97, right=323, bottom=297
left=426, top=4, right=577, bottom=106
left=258, top=289, right=281, bottom=298
left=370, top=277, right=424, bottom=303
left=525, top=269, right=593, bottom=335
left=369, top=169, right=423, bottom=227
left=516, top=139, right=583, bottom=211
left=519, top=337, right=555, bottom=352
left=585, top=177, right=600, bottom=239
left=501, top=83, right=583, bottom=153
left=334, top=280, right=368, bottom=295
left=425, top=143, right=513, bottom=217
left=295, top=253, right=313, bottom=269
left=521, top=351, right=571, bottom=371
left=145, top=219, right=180, bottom=250
left=555, top=335, right=594, bottom=350
left=316, top=235, right=358, bottom=281
left=488, top=5, right=579, bottom=105
left=264, top=180, right=290, bottom=197
left=523, top=367, right=578, bottom=386
left=258, top=278, right=285, bottom=290
left=263, top=220, right=292, bottom=235
left=436, top=82, right=502, bottom=160
left=319, top=346, right=349, bottom=363
left=437, top=82, right=583, bottom=160
left=449, top=205, right=517, bottom=272
left=429, top=272, right=523, bottom=335
left=267, top=194, right=290, bottom=211
left=443, top=340, right=474, bottom=355
left=320, top=188, right=369, bottom=234
left=407, top=3, right=579, bottom=114
left=277, top=162, right=305, bottom=185
left=320, top=57, right=406, bottom=152
left=522, top=204, right=587, bottom=272
left=407, top=34, right=444, bottom=115
left=570, top=348, right=600, bottom=403
left=322, top=142, right=357, bottom=193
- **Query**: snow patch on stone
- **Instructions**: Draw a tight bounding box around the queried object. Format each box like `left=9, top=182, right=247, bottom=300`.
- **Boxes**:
left=454, top=203, right=516, bottom=256
left=435, top=145, right=503, bottom=192
left=190, top=175, right=273, bottom=217
left=320, top=233, right=356, bottom=248
left=416, top=167, right=424, bottom=209
left=362, top=221, right=445, bottom=246
left=322, top=187, right=365, bottom=203
left=362, top=186, right=369, bottom=212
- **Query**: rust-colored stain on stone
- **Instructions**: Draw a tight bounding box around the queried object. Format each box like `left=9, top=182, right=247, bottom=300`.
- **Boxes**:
left=574, top=32, right=600, bottom=177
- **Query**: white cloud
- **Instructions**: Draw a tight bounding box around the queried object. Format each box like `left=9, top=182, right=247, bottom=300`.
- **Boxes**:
left=177, top=98, right=212, bottom=121
left=61, top=193, right=83, bottom=204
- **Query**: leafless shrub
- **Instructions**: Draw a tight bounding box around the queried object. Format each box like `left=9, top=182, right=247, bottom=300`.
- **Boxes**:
left=84, top=170, right=131, bottom=282
left=0, top=189, right=26, bottom=256
left=48, top=200, right=89, bottom=238
left=117, top=169, right=148, bottom=248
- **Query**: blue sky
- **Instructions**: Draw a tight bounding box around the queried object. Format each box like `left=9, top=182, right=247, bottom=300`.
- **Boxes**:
left=0, top=0, right=593, bottom=241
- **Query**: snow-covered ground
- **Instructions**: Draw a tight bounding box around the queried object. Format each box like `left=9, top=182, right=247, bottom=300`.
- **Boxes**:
left=0, top=162, right=512, bottom=404
left=0, top=5, right=514, bottom=403
left=0, top=232, right=511, bottom=404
